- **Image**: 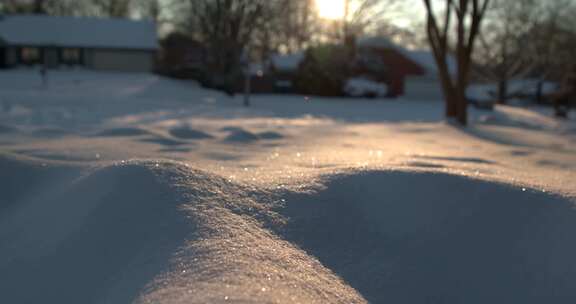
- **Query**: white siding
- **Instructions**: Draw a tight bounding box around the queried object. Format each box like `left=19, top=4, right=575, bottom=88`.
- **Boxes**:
left=88, top=49, right=154, bottom=72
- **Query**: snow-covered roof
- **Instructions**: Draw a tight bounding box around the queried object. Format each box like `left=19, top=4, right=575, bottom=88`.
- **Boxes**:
left=0, top=15, right=157, bottom=50
left=405, top=50, right=457, bottom=76
left=271, top=52, right=304, bottom=71
left=357, top=36, right=456, bottom=76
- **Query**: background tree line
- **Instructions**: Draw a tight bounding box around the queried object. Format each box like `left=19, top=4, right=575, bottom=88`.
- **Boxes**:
left=2, top=0, right=575, bottom=124
left=423, top=0, right=576, bottom=125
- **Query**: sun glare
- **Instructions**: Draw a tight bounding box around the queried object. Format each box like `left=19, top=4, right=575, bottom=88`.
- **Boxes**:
left=316, top=0, right=346, bottom=20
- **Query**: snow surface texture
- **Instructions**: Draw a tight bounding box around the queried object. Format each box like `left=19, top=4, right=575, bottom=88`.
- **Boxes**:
left=1, top=70, right=575, bottom=303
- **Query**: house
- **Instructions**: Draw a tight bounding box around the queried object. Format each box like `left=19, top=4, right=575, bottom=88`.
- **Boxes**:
left=246, top=52, right=305, bottom=94
left=269, top=52, right=304, bottom=93
left=0, top=15, right=157, bottom=72
left=158, top=32, right=204, bottom=78
left=356, top=37, right=456, bottom=99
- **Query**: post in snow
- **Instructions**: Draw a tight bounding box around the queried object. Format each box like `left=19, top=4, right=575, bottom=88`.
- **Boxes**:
left=240, top=49, right=251, bottom=107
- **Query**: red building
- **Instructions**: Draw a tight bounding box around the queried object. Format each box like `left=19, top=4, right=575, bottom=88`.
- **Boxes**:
left=356, top=37, right=455, bottom=100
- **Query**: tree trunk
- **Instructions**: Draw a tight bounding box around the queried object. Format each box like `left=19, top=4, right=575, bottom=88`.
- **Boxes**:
left=455, top=87, right=468, bottom=125
left=441, top=80, right=458, bottom=118
left=422, top=0, right=490, bottom=127
left=435, top=49, right=458, bottom=119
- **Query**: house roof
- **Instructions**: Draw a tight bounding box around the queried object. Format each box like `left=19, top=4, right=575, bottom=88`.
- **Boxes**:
left=0, top=15, right=157, bottom=50
left=405, top=50, right=457, bottom=76
left=357, top=36, right=456, bottom=76
left=271, top=52, right=304, bottom=71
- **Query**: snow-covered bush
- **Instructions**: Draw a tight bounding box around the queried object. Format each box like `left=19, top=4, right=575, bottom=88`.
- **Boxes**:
left=467, top=79, right=559, bottom=103
left=344, top=77, right=388, bottom=98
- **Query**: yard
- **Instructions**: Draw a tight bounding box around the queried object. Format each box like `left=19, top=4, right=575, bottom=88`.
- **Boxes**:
left=1, top=70, right=575, bottom=303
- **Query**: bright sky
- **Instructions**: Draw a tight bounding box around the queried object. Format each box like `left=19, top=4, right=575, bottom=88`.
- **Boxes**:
left=316, top=0, right=346, bottom=19
left=315, top=0, right=425, bottom=29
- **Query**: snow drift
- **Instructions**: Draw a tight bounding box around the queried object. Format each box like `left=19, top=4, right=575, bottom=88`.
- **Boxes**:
left=277, top=171, right=576, bottom=303
left=0, top=156, right=363, bottom=304
left=1, top=155, right=575, bottom=303
left=344, top=77, right=388, bottom=98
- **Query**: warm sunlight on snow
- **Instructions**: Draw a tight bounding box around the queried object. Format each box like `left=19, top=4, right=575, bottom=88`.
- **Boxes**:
left=316, top=0, right=345, bottom=19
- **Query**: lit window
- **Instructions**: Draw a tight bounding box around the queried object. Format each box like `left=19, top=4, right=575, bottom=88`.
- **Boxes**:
left=20, top=47, right=41, bottom=64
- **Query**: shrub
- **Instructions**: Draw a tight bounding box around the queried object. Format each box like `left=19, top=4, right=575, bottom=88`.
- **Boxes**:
left=294, top=44, right=352, bottom=96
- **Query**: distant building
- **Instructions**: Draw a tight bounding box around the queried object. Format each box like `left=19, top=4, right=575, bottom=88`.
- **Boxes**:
left=245, top=52, right=305, bottom=94
left=254, top=39, right=455, bottom=99
left=356, top=37, right=456, bottom=99
left=158, top=32, right=204, bottom=78
left=268, top=52, right=305, bottom=93
left=0, top=15, right=158, bottom=72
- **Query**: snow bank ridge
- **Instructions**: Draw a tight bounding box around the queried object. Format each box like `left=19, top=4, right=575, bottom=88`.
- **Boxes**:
left=0, top=157, right=362, bottom=303
left=1, top=156, right=575, bottom=303
left=277, top=170, right=576, bottom=303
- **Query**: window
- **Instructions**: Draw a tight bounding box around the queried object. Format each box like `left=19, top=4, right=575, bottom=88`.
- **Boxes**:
left=20, top=47, right=41, bottom=65
left=60, top=48, right=82, bottom=65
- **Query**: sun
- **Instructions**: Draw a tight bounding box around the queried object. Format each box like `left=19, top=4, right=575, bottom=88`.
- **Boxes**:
left=316, top=0, right=346, bottom=20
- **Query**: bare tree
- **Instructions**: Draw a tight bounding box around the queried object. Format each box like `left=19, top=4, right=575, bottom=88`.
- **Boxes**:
left=372, top=22, right=429, bottom=49
left=473, top=0, right=541, bottom=104
left=529, top=0, right=576, bottom=103
left=277, top=0, right=318, bottom=53
left=0, top=0, right=41, bottom=14
left=250, top=0, right=296, bottom=61
left=91, top=0, right=132, bottom=18
left=133, top=0, right=162, bottom=23
left=188, top=0, right=273, bottom=94
left=341, top=0, right=400, bottom=43
left=423, top=0, right=490, bottom=126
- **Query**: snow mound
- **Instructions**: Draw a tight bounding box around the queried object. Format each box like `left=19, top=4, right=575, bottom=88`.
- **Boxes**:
left=3, top=154, right=574, bottom=303
left=0, top=161, right=193, bottom=303
left=344, top=77, right=388, bottom=98
left=139, top=135, right=188, bottom=147
left=95, top=127, right=153, bottom=137
left=223, top=128, right=260, bottom=143
left=258, top=131, right=285, bottom=140
left=0, top=154, right=80, bottom=214
left=277, top=170, right=576, bottom=303
left=220, top=126, right=246, bottom=132
left=468, top=80, right=558, bottom=102
left=32, top=127, right=71, bottom=137
left=221, top=128, right=285, bottom=142
left=168, top=125, right=214, bottom=140
left=478, top=106, right=563, bottom=131
left=0, top=159, right=364, bottom=303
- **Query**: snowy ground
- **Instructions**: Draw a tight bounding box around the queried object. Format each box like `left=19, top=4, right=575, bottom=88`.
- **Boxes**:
left=1, top=70, right=575, bottom=303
